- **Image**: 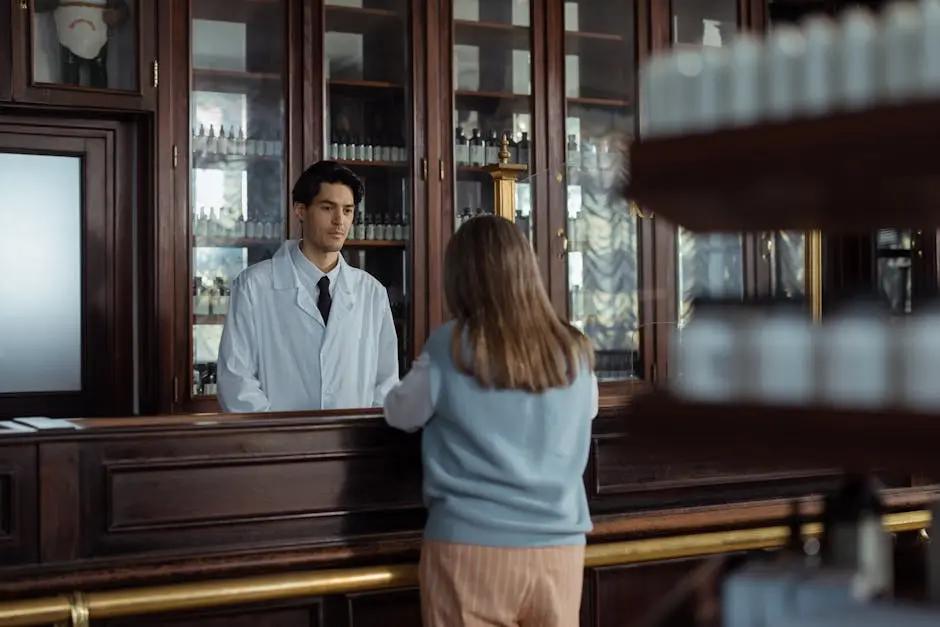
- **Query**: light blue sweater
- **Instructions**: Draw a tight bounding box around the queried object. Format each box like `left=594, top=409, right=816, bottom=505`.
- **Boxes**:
left=421, top=321, right=595, bottom=547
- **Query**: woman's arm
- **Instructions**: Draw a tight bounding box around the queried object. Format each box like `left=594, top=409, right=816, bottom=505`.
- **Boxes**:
left=383, top=352, right=437, bottom=432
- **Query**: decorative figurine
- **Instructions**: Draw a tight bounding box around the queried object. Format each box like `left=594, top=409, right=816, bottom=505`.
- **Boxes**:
left=35, top=0, right=130, bottom=88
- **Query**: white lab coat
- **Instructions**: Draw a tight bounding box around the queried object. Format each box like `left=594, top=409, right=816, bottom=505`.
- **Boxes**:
left=217, top=241, right=399, bottom=412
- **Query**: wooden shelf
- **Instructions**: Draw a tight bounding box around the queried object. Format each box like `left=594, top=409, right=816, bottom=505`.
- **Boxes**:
left=325, top=5, right=400, bottom=34
left=193, top=314, right=227, bottom=325
left=567, top=96, right=631, bottom=108
left=454, top=90, right=531, bottom=114
left=567, top=31, right=624, bottom=42
left=453, top=20, right=530, bottom=50
left=192, top=69, right=282, bottom=93
left=628, top=99, right=940, bottom=233
left=565, top=30, right=627, bottom=55
left=456, top=165, right=530, bottom=176
left=193, top=153, right=283, bottom=169
left=334, top=159, right=407, bottom=169
left=628, top=392, right=940, bottom=477
left=455, top=89, right=529, bottom=100
left=193, top=237, right=281, bottom=247
left=328, top=79, right=403, bottom=93
left=345, top=240, right=406, bottom=247
left=192, top=0, right=279, bottom=23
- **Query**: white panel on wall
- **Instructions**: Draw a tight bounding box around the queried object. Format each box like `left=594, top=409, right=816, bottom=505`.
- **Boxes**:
left=0, top=153, right=83, bottom=394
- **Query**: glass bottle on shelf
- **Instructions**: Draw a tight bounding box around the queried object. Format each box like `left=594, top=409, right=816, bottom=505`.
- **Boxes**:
left=451, top=0, right=534, bottom=240
left=562, top=0, right=640, bottom=381
left=671, top=0, right=745, bottom=328
left=189, top=0, right=288, bottom=398
left=324, top=0, right=414, bottom=372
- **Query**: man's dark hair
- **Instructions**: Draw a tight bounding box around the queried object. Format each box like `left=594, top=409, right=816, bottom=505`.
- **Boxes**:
left=291, top=160, right=364, bottom=207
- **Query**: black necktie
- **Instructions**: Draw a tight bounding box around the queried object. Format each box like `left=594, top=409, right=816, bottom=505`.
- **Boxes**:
left=317, top=276, right=332, bottom=326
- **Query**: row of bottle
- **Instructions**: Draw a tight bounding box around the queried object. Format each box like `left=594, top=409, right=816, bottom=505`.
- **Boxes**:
left=455, top=207, right=533, bottom=233
left=328, top=134, right=408, bottom=163
left=193, top=267, right=409, bottom=321
left=194, top=274, right=231, bottom=317
left=193, top=206, right=283, bottom=240
left=672, top=297, right=940, bottom=411
left=192, top=124, right=283, bottom=157
left=641, top=0, right=940, bottom=138
left=455, top=128, right=530, bottom=167
left=455, top=207, right=490, bottom=228
left=351, top=213, right=410, bottom=241
left=565, top=135, right=623, bottom=171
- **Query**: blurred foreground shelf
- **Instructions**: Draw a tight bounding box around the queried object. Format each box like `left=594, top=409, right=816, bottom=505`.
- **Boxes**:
left=628, top=392, right=940, bottom=476
left=628, top=99, right=940, bottom=233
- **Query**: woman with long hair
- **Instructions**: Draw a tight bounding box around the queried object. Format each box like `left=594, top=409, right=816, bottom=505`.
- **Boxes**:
left=384, top=215, right=598, bottom=627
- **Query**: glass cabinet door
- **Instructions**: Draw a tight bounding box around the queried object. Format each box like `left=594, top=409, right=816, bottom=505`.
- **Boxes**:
left=450, top=0, right=534, bottom=239
left=876, top=229, right=913, bottom=315
left=769, top=231, right=807, bottom=301
left=671, top=0, right=743, bottom=326
left=188, top=0, right=288, bottom=399
left=324, top=0, right=414, bottom=372
left=562, top=1, right=640, bottom=381
left=21, top=0, right=155, bottom=107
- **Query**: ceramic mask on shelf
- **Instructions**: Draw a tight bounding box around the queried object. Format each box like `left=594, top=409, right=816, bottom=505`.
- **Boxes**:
left=54, top=0, right=110, bottom=60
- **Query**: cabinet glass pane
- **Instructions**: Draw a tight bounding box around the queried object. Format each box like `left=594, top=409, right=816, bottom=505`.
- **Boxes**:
left=451, top=0, right=534, bottom=239
left=564, top=1, right=639, bottom=380
left=770, top=231, right=807, bottom=300
left=0, top=153, right=82, bottom=393
left=876, top=229, right=912, bottom=315
left=32, top=0, right=138, bottom=91
left=673, top=0, right=743, bottom=326
left=189, top=0, right=287, bottom=397
left=325, top=0, right=414, bottom=372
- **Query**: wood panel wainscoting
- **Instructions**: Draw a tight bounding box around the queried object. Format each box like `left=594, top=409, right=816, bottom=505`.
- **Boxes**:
left=0, top=406, right=935, bottom=626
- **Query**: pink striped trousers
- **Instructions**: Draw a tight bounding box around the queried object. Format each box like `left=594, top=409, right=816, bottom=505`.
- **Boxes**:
left=418, top=540, right=584, bottom=627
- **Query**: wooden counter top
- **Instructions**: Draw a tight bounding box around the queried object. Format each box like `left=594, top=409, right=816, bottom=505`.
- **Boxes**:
left=0, top=404, right=934, bottom=599
left=1, top=407, right=383, bottom=437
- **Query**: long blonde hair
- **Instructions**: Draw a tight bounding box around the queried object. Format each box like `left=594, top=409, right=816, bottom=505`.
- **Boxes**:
left=443, top=215, right=594, bottom=392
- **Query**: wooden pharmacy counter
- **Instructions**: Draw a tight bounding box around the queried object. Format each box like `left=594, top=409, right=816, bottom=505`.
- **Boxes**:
left=0, top=406, right=935, bottom=626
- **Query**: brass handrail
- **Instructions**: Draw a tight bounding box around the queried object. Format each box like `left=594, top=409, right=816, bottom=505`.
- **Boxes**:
left=0, top=510, right=928, bottom=627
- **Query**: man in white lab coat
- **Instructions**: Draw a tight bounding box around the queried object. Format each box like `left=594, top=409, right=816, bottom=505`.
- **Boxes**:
left=217, top=161, right=400, bottom=412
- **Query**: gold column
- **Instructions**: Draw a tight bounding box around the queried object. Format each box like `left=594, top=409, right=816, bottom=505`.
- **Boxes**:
left=806, top=230, right=823, bottom=323
left=483, top=135, right=527, bottom=222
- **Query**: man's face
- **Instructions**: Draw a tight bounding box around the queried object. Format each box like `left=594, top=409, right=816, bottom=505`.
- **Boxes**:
left=294, top=182, right=355, bottom=253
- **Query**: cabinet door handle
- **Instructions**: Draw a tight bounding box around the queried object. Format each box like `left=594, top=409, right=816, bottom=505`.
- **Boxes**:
left=761, top=232, right=774, bottom=262
left=556, top=227, right=568, bottom=259
left=20, top=0, right=27, bottom=9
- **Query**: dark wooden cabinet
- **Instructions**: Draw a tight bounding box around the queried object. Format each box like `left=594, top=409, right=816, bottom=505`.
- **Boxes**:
left=155, top=0, right=802, bottom=413
left=0, top=116, right=137, bottom=418
left=0, top=444, right=38, bottom=566
left=0, top=0, right=11, bottom=101
left=8, top=0, right=157, bottom=109
left=0, top=0, right=919, bottom=416
left=0, top=0, right=916, bottom=417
